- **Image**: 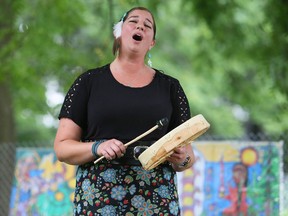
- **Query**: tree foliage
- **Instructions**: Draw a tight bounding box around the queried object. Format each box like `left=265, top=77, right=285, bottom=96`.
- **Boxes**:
left=1, top=0, right=287, bottom=142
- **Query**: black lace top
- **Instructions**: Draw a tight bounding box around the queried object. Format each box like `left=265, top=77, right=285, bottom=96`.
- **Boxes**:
left=59, top=64, right=190, bottom=142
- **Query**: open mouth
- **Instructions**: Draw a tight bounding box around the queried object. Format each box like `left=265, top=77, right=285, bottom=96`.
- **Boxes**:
left=132, top=34, right=142, bottom=41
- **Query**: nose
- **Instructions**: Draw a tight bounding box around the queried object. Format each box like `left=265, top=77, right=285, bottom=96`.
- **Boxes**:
left=136, top=25, right=144, bottom=31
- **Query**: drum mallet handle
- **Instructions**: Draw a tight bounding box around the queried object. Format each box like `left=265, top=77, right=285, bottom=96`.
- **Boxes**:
left=94, top=118, right=168, bottom=164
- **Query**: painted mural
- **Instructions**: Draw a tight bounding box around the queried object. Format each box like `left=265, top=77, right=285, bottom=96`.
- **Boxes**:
left=10, top=141, right=283, bottom=216
left=10, top=148, right=75, bottom=216
left=177, top=141, right=283, bottom=216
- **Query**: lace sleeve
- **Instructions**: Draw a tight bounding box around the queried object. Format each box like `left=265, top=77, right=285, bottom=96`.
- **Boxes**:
left=58, top=72, right=89, bottom=129
left=168, top=80, right=191, bottom=131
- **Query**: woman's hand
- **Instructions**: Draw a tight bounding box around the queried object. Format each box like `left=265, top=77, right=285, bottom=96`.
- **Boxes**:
left=166, top=146, right=187, bottom=165
left=97, top=139, right=126, bottom=160
left=166, top=145, right=195, bottom=172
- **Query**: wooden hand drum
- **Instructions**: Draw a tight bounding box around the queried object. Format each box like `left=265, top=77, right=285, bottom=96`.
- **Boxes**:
left=138, top=114, right=210, bottom=170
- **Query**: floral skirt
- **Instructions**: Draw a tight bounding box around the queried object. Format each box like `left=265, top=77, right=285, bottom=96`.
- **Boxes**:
left=73, top=162, right=180, bottom=216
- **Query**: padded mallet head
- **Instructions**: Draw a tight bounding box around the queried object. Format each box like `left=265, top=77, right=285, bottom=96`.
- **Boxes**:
left=156, top=117, right=169, bottom=129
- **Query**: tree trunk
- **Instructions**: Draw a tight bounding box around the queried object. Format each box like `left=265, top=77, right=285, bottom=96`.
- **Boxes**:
left=0, top=82, right=16, bottom=216
left=0, top=1, right=18, bottom=215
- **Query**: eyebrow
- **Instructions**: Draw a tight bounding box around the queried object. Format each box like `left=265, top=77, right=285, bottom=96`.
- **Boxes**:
left=127, top=15, right=153, bottom=25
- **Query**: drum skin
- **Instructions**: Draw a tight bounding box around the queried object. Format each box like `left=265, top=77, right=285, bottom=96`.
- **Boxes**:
left=138, top=114, right=210, bottom=170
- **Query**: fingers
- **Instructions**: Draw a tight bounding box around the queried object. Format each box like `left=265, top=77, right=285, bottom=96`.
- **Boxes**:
left=170, top=146, right=185, bottom=158
left=166, top=147, right=187, bottom=164
left=98, top=139, right=126, bottom=160
left=110, top=140, right=126, bottom=158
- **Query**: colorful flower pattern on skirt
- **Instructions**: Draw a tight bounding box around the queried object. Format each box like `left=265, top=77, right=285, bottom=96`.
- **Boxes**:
left=73, top=162, right=180, bottom=216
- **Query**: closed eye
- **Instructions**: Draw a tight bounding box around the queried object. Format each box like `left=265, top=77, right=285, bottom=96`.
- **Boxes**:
left=127, top=17, right=153, bottom=29
left=144, top=24, right=152, bottom=29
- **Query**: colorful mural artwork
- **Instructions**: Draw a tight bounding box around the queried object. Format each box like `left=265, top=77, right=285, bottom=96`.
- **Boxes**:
left=10, top=141, right=283, bottom=216
left=10, top=148, right=75, bottom=216
left=177, top=141, right=283, bottom=216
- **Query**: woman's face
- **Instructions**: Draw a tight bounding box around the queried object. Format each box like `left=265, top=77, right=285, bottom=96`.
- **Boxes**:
left=120, top=9, right=156, bottom=54
left=233, top=164, right=247, bottom=185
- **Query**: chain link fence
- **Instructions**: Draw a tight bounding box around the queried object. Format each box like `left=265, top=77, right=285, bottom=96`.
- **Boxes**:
left=1, top=134, right=287, bottom=216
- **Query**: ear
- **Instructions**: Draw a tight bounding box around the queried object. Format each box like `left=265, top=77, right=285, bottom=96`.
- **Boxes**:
left=149, top=39, right=156, bottom=49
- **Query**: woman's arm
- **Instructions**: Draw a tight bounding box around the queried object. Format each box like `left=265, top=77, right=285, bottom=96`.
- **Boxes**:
left=54, top=118, right=94, bottom=165
left=54, top=118, right=126, bottom=165
left=165, top=79, right=195, bottom=172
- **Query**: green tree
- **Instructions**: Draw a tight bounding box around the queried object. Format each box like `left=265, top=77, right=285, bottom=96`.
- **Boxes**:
left=0, top=1, right=21, bottom=214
